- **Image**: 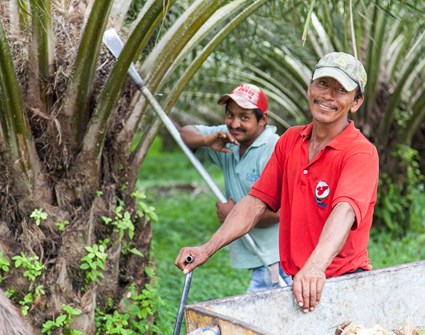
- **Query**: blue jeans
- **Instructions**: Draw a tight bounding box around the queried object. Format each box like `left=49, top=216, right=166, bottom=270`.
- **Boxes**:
left=248, top=263, right=293, bottom=293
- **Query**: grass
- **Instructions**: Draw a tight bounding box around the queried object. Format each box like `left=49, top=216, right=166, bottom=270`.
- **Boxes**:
left=138, top=139, right=249, bottom=334
left=138, top=138, right=425, bottom=334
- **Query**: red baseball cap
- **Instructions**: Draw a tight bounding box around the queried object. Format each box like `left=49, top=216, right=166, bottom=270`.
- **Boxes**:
left=217, top=84, right=268, bottom=113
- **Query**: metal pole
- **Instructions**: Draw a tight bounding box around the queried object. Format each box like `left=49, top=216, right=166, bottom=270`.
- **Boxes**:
left=102, top=29, right=226, bottom=202
left=173, top=271, right=193, bottom=335
left=173, top=255, right=195, bottom=335
left=102, top=29, right=276, bottom=326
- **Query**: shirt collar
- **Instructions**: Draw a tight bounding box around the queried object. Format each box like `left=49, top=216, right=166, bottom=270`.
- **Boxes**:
left=300, top=121, right=359, bottom=150
left=251, top=125, right=277, bottom=148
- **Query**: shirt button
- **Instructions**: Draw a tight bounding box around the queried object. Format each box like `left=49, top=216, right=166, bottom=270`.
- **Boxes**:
left=303, top=170, right=308, bottom=174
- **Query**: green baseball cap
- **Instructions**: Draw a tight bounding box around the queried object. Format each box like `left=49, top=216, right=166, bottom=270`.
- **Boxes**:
left=313, top=52, right=367, bottom=93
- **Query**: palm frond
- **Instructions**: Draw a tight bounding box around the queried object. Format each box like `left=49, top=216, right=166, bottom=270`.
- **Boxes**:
left=62, top=0, right=114, bottom=153
left=140, top=0, right=221, bottom=87
left=0, top=20, right=39, bottom=184
left=162, top=0, right=268, bottom=110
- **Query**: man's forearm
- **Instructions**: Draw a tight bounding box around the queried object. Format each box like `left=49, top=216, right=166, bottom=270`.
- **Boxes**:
left=206, top=195, right=267, bottom=254
left=292, top=202, right=356, bottom=313
left=256, top=209, right=280, bottom=228
left=179, top=125, right=205, bottom=149
left=305, top=202, right=355, bottom=271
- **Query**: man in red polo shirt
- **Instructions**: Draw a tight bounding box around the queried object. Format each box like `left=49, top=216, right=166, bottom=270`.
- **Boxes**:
left=175, top=52, right=379, bottom=313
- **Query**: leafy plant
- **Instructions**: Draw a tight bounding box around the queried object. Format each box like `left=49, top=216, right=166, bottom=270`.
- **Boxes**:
left=12, top=253, right=44, bottom=282
left=375, top=145, right=425, bottom=235
left=95, top=283, right=163, bottom=335
left=42, top=304, right=83, bottom=335
left=101, top=197, right=153, bottom=256
left=5, top=289, right=15, bottom=299
left=121, top=241, right=144, bottom=257
left=30, top=208, right=48, bottom=226
left=55, top=220, right=70, bottom=232
left=95, top=310, right=131, bottom=335
left=18, top=285, right=45, bottom=316
left=0, top=252, right=10, bottom=282
left=80, top=244, right=108, bottom=286
left=133, top=191, right=159, bottom=222
left=102, top=200, right=135, bottom=239
left=19, top=292, right=34, bottom=316
left=35, top=285, right=45, bottom=297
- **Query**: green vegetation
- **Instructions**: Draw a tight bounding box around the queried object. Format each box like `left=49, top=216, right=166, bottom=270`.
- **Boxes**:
left=12, top=253, right=44, bottom=282
left=30, top=208, right=48, bottom=226
left=0, top=252, right=10, bottom=282
left=139, top=138, right=425, bottom=333
left=55, top=219, right=70, bottom=232
left=374, top=145, right=425, bottom=235
left=42, top=304, right=84, bottom=335
left=139, top=139, right=249, bottom=333
left=80, top=244, right=108, bottom=287
left=102, top=200, right=136, bottom=239
left=95, top=283, right=162, bottom=335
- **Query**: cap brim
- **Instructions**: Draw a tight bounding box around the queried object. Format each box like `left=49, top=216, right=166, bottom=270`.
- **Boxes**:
left=217, top=94, right=259, bottom=110
left=313, top=67, right=358, bottom=92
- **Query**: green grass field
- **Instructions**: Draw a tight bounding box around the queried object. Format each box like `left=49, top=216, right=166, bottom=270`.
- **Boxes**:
left=138, top=140, right=249, bottom=333
left=138, top=139, right=425, bottom=334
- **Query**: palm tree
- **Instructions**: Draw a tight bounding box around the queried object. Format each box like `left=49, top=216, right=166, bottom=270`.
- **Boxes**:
left=0, top=0, right=269, bottom=333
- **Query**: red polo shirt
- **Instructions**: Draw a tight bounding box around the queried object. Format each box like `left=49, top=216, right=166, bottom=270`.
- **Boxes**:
left=249, top=121, right=379, bottom=278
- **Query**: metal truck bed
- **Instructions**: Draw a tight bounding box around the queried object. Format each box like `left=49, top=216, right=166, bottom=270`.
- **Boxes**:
left=185, top=261, right=425, bottom=334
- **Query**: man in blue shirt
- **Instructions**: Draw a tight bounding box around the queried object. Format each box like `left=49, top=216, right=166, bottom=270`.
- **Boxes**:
left=179, top=84, right=292, bottom=292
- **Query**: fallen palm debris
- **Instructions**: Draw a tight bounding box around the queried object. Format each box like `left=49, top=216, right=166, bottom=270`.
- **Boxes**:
left=336, top=321, right=425, bottom=335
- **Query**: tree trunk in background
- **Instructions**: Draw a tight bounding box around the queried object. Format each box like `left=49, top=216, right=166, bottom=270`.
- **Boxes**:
left=0, top=2, right=153, bottom=333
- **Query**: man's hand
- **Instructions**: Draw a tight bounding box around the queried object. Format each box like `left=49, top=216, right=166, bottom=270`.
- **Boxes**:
left=292, top=202, right=355, bottom=312
left=179, top=125, right=238, bottom=153
left=292, top=264, right=326, bottom=313
left=215, top=198, right=235, bottom=223
left=175, top=245, right=210, bottom=274
left=206, top=131, right=239, bottom=153
left=174, top=196, right=267, bottom=275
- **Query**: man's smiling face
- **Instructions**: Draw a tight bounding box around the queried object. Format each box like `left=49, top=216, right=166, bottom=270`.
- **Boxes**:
left=224, top=100, right=266, bottom=146
left=307, top=77, right=363, bottom=126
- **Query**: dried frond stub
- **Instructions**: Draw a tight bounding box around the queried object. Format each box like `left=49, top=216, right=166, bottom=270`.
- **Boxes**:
left=342, top=324, right=387, bottom=335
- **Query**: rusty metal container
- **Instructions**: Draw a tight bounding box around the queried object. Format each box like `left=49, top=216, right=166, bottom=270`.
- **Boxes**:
left=185, top=261, right=425, bottom=334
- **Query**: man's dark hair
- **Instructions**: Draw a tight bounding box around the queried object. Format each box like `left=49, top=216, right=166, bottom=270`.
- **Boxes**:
left=354, top=88, right=363, bottom=100
left=252, top=108, right=264, bottom=121
left=225, top=103, right=264, bottom=122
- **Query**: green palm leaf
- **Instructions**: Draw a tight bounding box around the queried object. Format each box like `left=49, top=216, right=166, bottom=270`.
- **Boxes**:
left=62, top=0, right=115, bottom=152
left=0, top=22, right=35, bottom=181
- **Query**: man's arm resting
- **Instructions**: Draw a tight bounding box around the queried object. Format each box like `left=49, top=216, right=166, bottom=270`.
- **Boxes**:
left=180, top=125, right=238, bottom=153
left=179, top=125, right=207, bottom=150
left=292, top=202, right=355, bottom=313
left=216, top=199, right=279, bottom=228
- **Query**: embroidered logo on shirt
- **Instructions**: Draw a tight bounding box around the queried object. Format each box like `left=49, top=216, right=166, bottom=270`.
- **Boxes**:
left=314, top=181, right=330, bottom=209
left=314, top=198, right=326, bottom=208
left=315, top=181, right=330, bottom=199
